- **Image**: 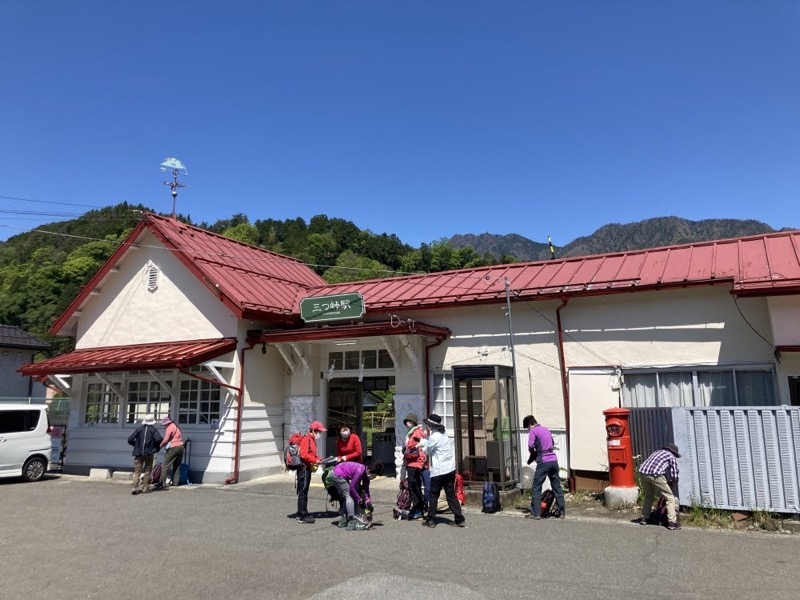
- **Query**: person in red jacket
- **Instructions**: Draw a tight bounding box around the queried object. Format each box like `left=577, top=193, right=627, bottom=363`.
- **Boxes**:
left=335, top=422, right=363, bottom=463
left=403, top=413, right=427, bottom=520
left=296, top=420, right=326, bottom=524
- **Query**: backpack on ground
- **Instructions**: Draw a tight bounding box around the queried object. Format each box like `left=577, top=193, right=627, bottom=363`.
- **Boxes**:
left=393, top=478, right=413, bottom=519
left=540, top=489, right=557, bottom=517
left=481, top=481, right=502, bottom=513
left=283, top=433, right=304, bottom=471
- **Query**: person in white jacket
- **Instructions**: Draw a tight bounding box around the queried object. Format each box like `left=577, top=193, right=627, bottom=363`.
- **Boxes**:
left=417, top=414, right=465, bottom=528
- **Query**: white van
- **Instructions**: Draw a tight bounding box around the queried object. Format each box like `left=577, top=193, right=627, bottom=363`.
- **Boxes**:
left=0, top=404, right=51, bottom=482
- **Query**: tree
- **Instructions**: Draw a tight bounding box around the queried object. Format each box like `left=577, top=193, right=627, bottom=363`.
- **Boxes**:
left=222, top=222, right=260, bottom=245
left=322, top=250, right=392, bottom=283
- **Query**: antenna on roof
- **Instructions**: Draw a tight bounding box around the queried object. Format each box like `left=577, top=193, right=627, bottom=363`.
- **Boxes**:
left=548, top=236, right=556, bottom=260
left=160, top=157, right=188, bottom=219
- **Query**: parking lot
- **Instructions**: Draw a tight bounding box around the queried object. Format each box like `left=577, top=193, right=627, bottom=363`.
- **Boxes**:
left=1, top=474, right=798, bottom=600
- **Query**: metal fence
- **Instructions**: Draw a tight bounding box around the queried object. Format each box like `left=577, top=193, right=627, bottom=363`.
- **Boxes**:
left=631, top=406, right=800, bottom=514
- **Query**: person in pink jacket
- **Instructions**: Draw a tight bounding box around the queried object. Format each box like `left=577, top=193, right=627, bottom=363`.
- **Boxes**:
left=157, top=416, right=184, bottom=488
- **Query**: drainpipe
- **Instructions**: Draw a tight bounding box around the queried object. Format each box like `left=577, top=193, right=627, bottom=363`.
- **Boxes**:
left=424, top=337, right=446, bottom=414
left=555, top=297, right=575, bottom=492
left=179, top=346, right=248, bottom=485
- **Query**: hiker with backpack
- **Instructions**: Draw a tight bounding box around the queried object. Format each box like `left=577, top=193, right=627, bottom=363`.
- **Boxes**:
left=295, top=420, right=327, bottom=524
left=327, top=460, right=384, bottom=530
left=402, top=412, right=427, bottom=520
left=416, top=414, right=465, bottom=528
left=127, top=414, right=163, bottom=495
left=156, top=416, right=184, bottom=489
left=523, top=415, right=565, bottom=520
left=636, top=443, right=681, bottom=530
left=335, top=422, right=363, bottom=463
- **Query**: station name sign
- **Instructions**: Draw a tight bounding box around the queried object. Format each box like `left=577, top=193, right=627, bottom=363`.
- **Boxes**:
left=300, top=292, right=365, bottom=323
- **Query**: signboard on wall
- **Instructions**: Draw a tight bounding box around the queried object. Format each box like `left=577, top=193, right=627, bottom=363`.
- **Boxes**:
left=300, top=292, right=365, bottom=323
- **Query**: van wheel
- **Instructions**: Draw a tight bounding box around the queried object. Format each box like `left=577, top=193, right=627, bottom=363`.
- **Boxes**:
left=22, top=457, right=46, bottom=482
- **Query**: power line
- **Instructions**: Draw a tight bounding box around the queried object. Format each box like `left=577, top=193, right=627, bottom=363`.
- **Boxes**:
left=0, top=194, right=106, bottom=209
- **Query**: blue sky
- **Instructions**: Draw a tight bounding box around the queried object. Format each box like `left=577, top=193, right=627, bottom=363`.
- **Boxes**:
left=1, top=2, right=798, bottom=247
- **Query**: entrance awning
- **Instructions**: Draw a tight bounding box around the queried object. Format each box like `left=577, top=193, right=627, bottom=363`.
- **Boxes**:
left=247, top=320, right=450, bottom=345
left=18, top=337, right=238, bottom=377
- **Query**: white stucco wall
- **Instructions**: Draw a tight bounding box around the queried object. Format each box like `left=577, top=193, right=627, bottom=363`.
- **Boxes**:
left=76, top=230, right=237, bottom=347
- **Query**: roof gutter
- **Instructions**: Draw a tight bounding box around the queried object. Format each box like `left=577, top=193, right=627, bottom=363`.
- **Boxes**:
left=554, top=297, right=574, bottom=492
left=178, top=355, right=247, bottom=486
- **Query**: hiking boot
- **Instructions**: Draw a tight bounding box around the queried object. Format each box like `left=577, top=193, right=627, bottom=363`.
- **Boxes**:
left=337, top=516, right=349, bottom=528
left=449, top=520, right=466, bottom=528
left=635, top=517, right=648, bottom=526
left=524, top=514, right=540, bottom=520
left=422, top=519, right=436, bottom=528
left=296, top=516, right=315, bottom=524
left=131, top=489, right=141, bottom=495
left=407, top=511, right=423, bottom=521
left=556, top=511, right=566, bottom=519
left=667, top=521, right=681, bottom=530
left=350, top=518, right=371, bottom=531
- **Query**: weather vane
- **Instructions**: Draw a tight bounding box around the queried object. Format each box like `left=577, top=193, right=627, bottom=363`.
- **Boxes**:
left=160, top=157, right=188, bottom=218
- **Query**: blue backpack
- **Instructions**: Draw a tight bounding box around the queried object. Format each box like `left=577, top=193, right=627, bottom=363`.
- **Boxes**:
left=481, top=481, right=502, bottom=513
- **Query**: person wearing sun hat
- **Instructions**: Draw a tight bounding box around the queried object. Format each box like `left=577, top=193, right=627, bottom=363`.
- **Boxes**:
left=157, top=415, right=184, bottom=489
left=127, top=414, right=163, bottom=495
left=416, top=413, right=465, bottom=528
left=637, top=443, right=682, bottom=530
left=295, top=420, right=327, bottom=524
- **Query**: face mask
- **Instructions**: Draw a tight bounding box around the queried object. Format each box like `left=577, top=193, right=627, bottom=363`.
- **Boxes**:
left=340, top=430, right=350, bottom=440
left=314, top=432, right=321, bottom=440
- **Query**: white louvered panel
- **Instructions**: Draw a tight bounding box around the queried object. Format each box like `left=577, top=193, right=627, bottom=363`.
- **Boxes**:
left=748, top=410, right=770, bottom=509
left=734, top=410, right=756, bottom=509
left=762, top=410, right=783, bottom=510
left=693, top=410, right=714, bottom=507
left=776, top=409, right=799, bottom=511
left=707, top=409, right=727, bottom=506
left=792, top=409, right=800, bottom=511
left=720, top=410, right=741, bottom=507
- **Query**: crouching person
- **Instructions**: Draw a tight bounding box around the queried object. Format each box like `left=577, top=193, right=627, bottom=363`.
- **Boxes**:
left=637, top=443, right=681, bottom=530
left=328, top=460, right=383, bottom=530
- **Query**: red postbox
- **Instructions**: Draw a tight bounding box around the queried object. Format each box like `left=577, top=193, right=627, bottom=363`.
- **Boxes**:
left=603, top=407, right=636, bottom=488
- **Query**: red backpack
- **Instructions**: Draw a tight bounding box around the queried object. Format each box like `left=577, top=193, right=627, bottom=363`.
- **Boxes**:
left=283, top=433, right=304, bottom=470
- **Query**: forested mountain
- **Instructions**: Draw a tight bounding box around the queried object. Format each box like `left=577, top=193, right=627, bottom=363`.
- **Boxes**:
left=448, top=217, right=791, bottom=261
left=0, top=205, right=790, bottom=356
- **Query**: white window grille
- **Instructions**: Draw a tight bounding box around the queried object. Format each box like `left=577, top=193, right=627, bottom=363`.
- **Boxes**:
left=126, top=380, right=171, bottom=424
left=84, top=381, right=120, bottom=424
left=328, top=349, right=394, bottom=371
left=178, top=378, right=221, bottom=425
left=431, top=372, right=455, bottom=435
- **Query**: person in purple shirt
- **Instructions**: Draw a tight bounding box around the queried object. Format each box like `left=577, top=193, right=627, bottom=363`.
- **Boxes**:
left=523, top=415, right=565, bottom=520
left=328, top=460, right=383, bottom=530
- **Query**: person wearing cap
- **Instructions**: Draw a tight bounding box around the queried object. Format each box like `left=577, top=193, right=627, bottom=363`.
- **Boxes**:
left=157, top=416, right=184, bottom=489
left=296, top=420, right=327, bottom=524
left=637, top=443, right=681, bottom=530
left=402, top=412, right=427, bottom=520
left=127, top=414, right=163, bottom=495
left=335, top=422, right=363, bottom=463
left=416, top=414, right=465, bottom=528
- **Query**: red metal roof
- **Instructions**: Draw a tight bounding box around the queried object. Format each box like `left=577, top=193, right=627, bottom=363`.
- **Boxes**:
left=248, top=320, right=450, bottom=344
left=300, top=230, right=800, bottom=312
left=19, top=338, right=238, bottom=377
left=52, top=214, right=325, bottom=334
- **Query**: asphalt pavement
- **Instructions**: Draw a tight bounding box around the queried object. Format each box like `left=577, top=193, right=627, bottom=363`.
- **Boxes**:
left=1, top=473, right=797, bottom=600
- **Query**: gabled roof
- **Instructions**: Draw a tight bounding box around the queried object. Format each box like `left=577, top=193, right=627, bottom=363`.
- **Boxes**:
left=52, top=213, right=326, bottom=335
left=0, top=325, right=49, bottom=350
left=19, top=337, right=237, bottom=376
left=300, top=230, right=800, bottom=311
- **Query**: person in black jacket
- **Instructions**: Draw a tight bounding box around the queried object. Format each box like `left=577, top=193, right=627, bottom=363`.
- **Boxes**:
left=127, top=414, right=163, bottom=495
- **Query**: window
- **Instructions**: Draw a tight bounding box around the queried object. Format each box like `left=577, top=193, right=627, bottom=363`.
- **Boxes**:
left=126, top=380, right=171, bottom=424
left=0, top=410, right=39, bottom=434
left=432, top=372, right=455, bottom=434
left=178, top=378, right=221, bottom=425
left=85, top=382, right=120, bottom=424
left=621, top=367, right=777, bottom=408
left=327, top=349, right=394, bottom=371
